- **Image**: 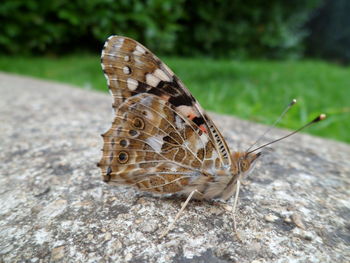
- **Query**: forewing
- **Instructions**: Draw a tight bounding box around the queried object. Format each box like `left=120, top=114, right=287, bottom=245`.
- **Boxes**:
left=101, top=36, right=232, bottom=167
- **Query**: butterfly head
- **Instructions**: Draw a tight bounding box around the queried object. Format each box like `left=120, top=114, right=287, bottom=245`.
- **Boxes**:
left=231, top=151, right=261, bottom=175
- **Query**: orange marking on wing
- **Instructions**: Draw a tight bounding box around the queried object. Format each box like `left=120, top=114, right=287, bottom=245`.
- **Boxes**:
left=161, top=94, right=170, bottom=101
left=188, top=113, right=196, bottom=121
left=199, top=124, right=208, bottom=133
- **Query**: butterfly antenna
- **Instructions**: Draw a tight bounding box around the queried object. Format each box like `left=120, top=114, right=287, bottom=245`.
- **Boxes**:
left=247, top=114, right=326, bottom=154
left=246, top=99, right=297, bottom=152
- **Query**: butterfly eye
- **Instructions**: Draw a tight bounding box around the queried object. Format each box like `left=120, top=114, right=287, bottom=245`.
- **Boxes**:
left=132, top=117, right=145, bottom=129
left=118, top=151, right=129, bottom=163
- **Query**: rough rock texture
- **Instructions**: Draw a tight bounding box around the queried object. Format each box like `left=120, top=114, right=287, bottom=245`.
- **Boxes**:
left=0, top=72, right=349, bottom=263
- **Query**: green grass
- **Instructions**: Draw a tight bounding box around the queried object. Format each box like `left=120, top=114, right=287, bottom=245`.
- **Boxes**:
left=0, top=54, right=349, bottom=143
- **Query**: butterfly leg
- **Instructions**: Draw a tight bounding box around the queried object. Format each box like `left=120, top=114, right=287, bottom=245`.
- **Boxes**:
left=160, top=189, right=202, bottom=238
left=232, top=179, right=241, bottom=232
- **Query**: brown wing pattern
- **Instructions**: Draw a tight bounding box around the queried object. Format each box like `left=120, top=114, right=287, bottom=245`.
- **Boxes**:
left=98, top=36, right=233, bottom=194
left=99, top=94, right=217, bottom=193
left=101, top=36, right=232, bottom=167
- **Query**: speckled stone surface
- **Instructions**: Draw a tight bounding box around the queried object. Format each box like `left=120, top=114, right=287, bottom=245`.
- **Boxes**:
left=0, top=72, right=349, bottom=263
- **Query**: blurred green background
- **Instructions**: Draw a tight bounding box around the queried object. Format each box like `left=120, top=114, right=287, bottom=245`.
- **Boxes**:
left=0, top=0, right=349, bottom=143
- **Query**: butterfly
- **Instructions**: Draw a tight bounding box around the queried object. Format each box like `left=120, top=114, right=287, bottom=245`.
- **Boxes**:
left=97, top=35, right=261, bottom=237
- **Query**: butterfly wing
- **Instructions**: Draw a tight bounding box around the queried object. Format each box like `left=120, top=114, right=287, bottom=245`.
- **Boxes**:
left=99, top=36, right=232, bottom=194
left=102, top=36, right=232, bottom=166
left=99, top=93, right=208, bottom=193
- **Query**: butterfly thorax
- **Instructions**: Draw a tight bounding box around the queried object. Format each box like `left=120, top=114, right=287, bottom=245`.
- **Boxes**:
left=186, top=151, right=260, bottom=201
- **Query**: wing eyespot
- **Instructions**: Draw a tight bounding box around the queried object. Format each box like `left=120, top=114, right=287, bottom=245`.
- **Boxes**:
left=132, top=117, right=145, bottom=130
left=118, top=151, right=129, bottom=163
left=128, top=129, right=139, bottom=137
left=119, top=139, right=129, bottom=147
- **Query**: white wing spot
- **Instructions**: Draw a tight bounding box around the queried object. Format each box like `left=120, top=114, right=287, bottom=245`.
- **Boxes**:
left=211, top=151, right=218, bottom=160
left=103, top=37, right=112, bottom=48
left=175, top=115, right=185, bottom=130
left=113, top=38, right=124, bottom=49
left=127, top=78, right=138, bottom=91
left=136, top=45, right=146, bottom=53
left=124, top=55, right=130, bottom=62
left=146, top=135, right=163, bottom=153
left=123, top=66, right=131, bottom=75
left=146, top=73, right=160, bottom=86
left=104, top=73, right=110, bottom=85
left=133, top=45, right=146, bottom=56
left=177, top=105, right=196, bottom=117
left=199, top=133, right=209, bottom=145
left=154, top=69, right=171, bottom=82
